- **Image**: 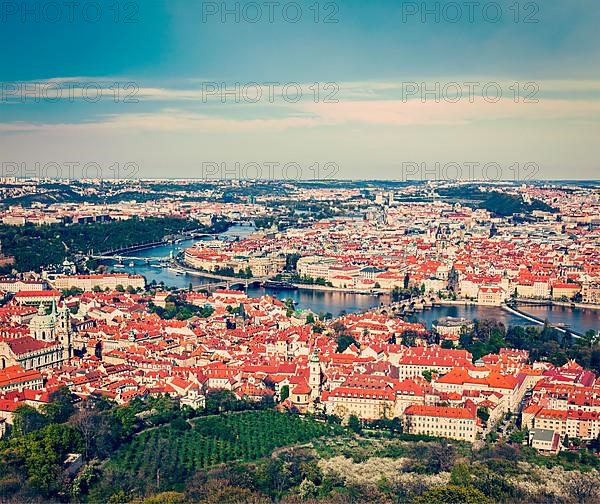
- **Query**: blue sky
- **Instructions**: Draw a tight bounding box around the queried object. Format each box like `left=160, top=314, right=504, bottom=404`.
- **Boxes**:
left=1, top=0, right=599, bottom=179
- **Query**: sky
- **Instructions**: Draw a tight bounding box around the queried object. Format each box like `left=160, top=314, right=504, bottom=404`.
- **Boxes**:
left=1, top=0, right=599, bottom=180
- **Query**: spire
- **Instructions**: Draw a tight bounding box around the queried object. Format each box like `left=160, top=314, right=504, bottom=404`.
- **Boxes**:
left=310, top=347, right=319, bottom=363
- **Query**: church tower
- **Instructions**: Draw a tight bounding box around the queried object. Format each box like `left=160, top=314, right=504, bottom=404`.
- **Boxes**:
left=308, top=348, right=322, bottom=401
left=55, top=300, right=72, bottom=361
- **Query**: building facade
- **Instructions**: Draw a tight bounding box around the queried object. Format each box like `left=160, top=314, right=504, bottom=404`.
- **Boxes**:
left=403, top=405, right=477, bottom=441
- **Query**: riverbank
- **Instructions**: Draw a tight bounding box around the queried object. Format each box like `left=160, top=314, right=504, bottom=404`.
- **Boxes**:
left=97, top=240, right=172, bottom=257
left=97, top=222, right=234, bottom=258
left=515, top=299, right=600, bottom=311
left=293, top=284, right=384, bottom=296
left=502, top=303, right=584, bottom=338
left=437, top=300, right=482, bottom=306
left=173, top=258, right=255, bottom=283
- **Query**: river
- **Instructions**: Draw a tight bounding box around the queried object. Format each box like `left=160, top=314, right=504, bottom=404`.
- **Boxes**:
left=103, top=226, right=599, bottom=334
left=404, top=304, right=598, bottom=335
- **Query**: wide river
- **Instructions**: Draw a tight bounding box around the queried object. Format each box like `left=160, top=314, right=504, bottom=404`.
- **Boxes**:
left=105, top=226, right=599, bottom=335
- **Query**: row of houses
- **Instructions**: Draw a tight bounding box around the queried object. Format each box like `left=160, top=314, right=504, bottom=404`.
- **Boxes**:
left=0, top=286, right=597, bottom=450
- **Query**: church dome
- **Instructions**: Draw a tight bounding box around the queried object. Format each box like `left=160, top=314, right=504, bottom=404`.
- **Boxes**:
left=30, top=304, right=56, bottom=329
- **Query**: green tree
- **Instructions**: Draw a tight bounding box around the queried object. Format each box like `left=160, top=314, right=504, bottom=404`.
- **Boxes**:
left=422, top=369, right=434, bottom=382
left=337, top=334, right=359, bottom=353
left=170, top=416, right=191, bottom=431
left=414, top=485, right=491, bottom=504
left=347, top=415, right=362, bottom=434
left=391, top=286, right=412, bottom=302
left=111, top=406, right=137, bottom=439
left=285, top=253, right=301, bottom=271
left=41, top=386, right=75, bottom=424
left=401, top=330, right=420, bottom=347
left=280, top=385, right=290, bottom=402
left=509, top=429, right=526, bottom=444
left=583, top=329, right=599, bottom=348
left=62, top=287, right=84, bottom=297
left=427, top=442, right=457, bottom=473
left=107, top=490, right=128, bottom=503
left=472, top=465, right=519, bottom=501
left=477, top=407, right=490, bottom=424
left=144, top=491, right=186, bottom=504
left=450, top=463, right=472, bottom=486
left=5, top=423, right=83, bottom=496
left=12, top=404, right=47, bottom=436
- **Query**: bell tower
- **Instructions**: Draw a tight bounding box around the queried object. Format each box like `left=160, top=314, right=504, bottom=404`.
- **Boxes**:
left=308, top=348, right=321, bottom=401
left=54, top=300, right=72, bottom=361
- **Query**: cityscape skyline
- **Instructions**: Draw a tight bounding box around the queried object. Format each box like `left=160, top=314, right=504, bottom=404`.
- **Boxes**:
left=1, top=2, right=599, bottom=502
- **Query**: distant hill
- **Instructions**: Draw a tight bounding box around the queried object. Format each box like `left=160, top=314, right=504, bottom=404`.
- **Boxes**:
left=437, top=186, right=557, bottom=217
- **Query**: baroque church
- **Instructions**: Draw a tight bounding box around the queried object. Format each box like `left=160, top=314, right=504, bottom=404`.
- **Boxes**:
left=0, top=300, right=71, bottom=371
left=29, top=299, right=72, bottom=361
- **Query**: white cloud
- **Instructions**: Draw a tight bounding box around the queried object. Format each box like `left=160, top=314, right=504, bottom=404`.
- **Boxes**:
left=1, top=95, right=599, bottom=134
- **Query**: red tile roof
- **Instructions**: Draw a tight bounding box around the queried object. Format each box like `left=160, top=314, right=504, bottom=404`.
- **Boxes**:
left=405, top=404, right=475, bottom=419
